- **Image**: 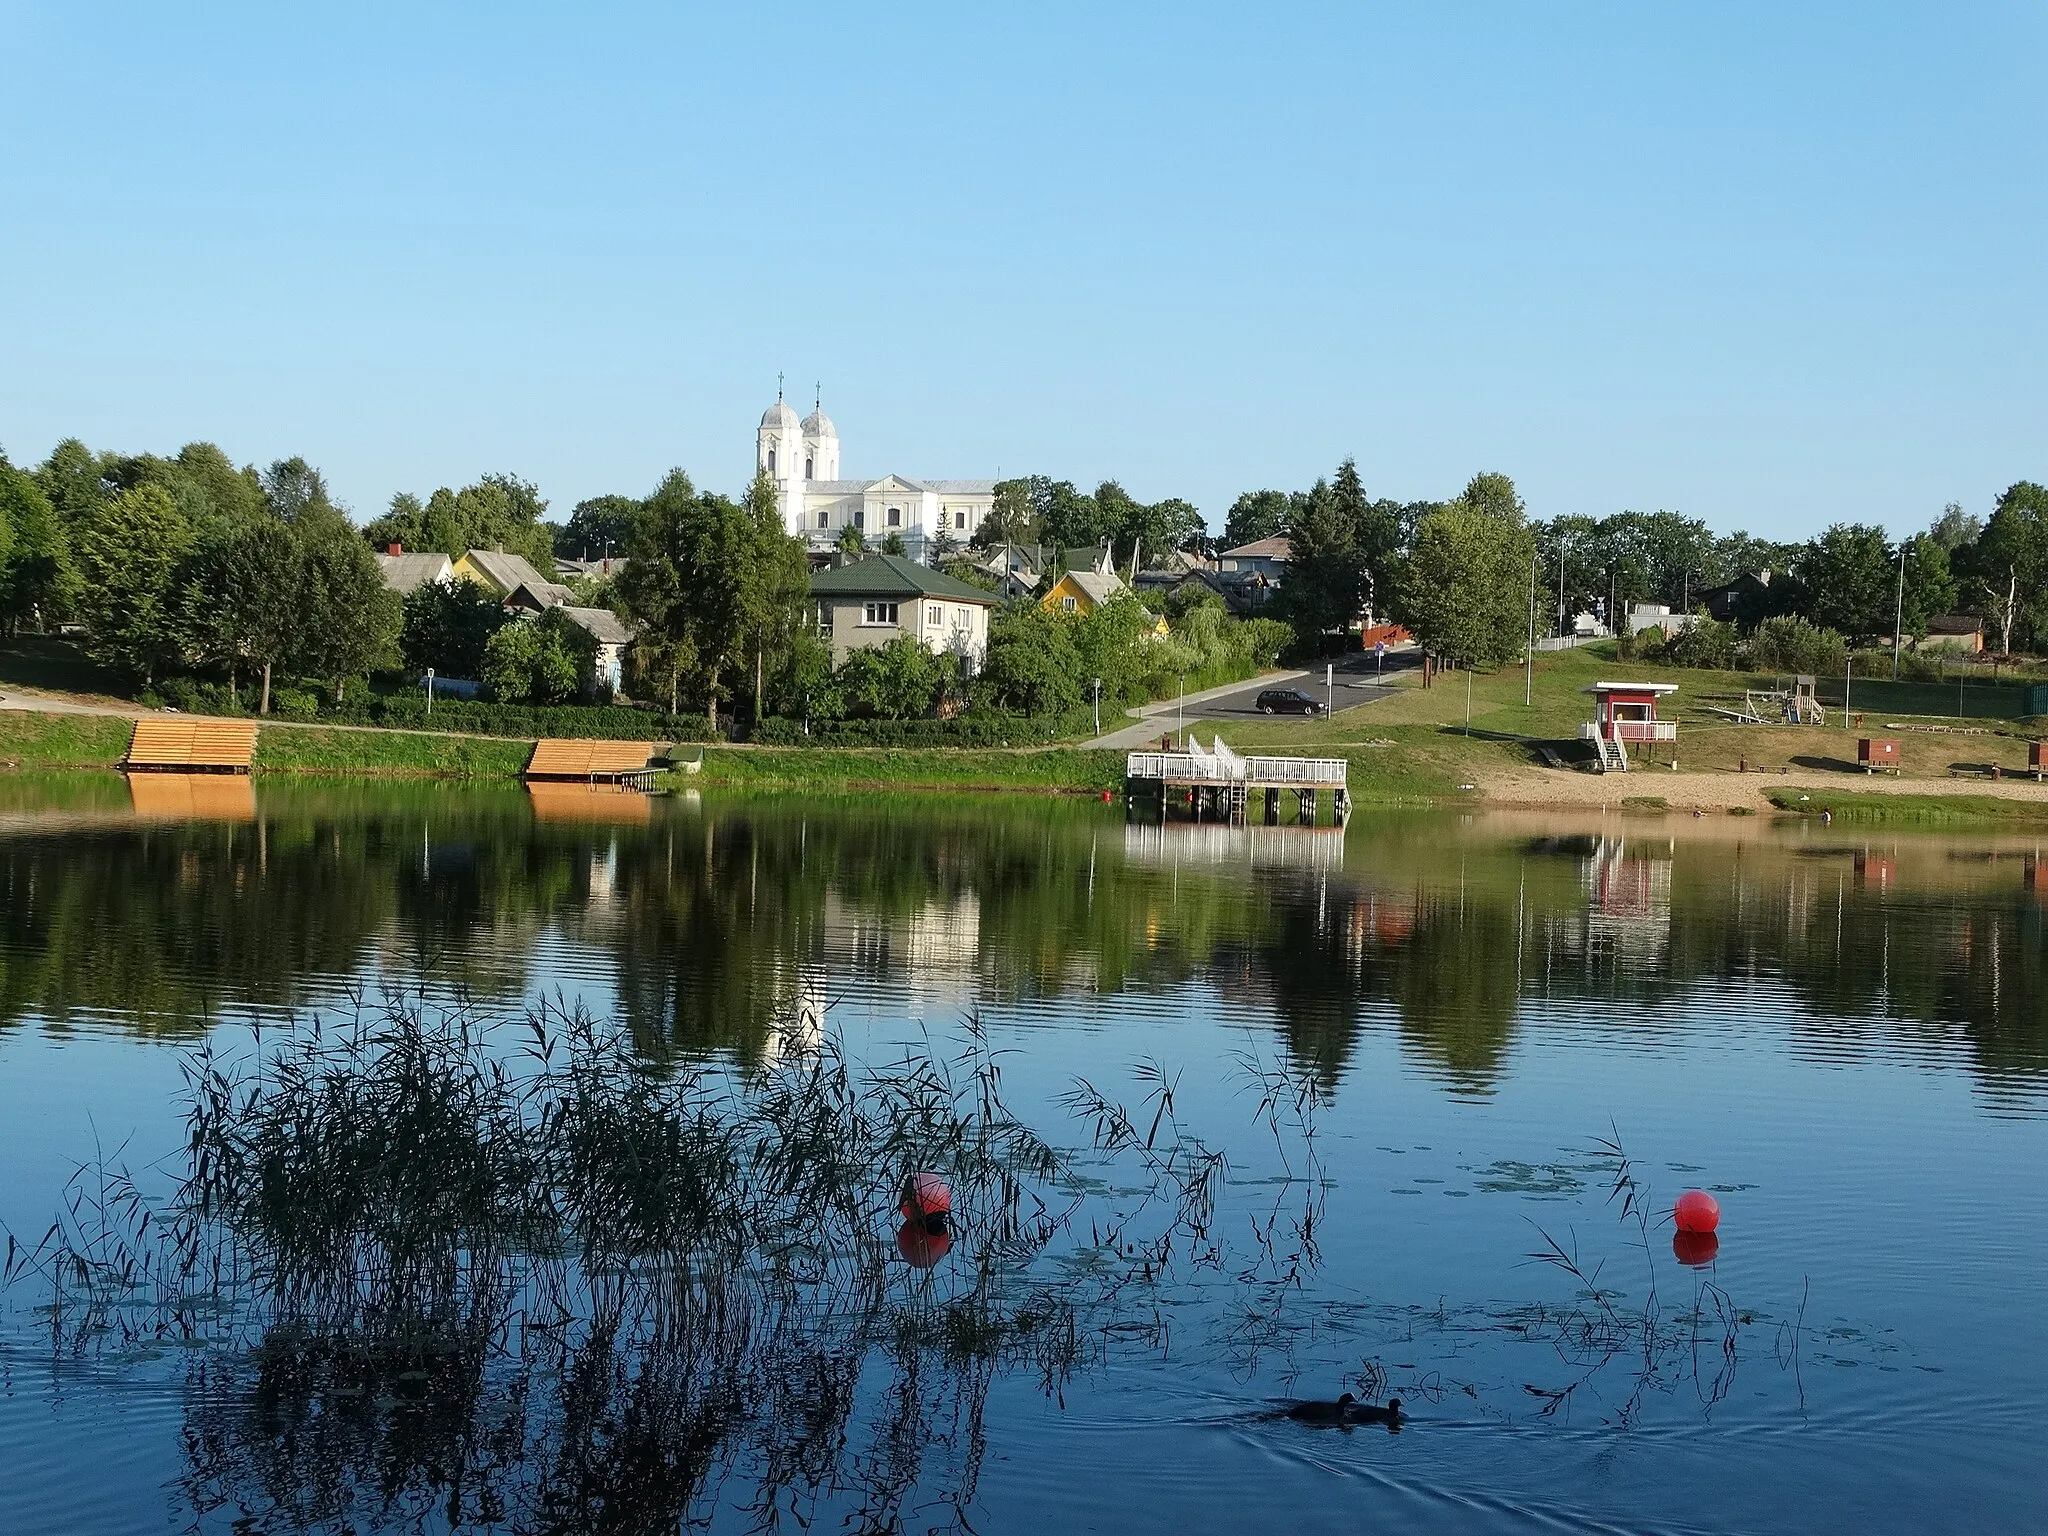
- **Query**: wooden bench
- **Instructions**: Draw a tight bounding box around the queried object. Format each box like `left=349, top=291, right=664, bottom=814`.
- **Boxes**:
left=524, top=738, right=662, bottom=786
left=124, top=718, right=259, bottom=773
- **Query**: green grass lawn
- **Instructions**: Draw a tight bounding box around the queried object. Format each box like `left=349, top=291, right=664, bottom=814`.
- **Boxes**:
left=0, top=713, right=132, bottom=768
left=1207, top=644, right=2047, bottom=789
left=687, top=746, right=1127, bottom=793
left=254, top=727, right=535, bottom=777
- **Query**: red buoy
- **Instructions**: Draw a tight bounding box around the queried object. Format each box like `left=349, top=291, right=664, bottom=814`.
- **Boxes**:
left=898, top=1172, right=952, bottom=1224
left=897, top=1219, right=952, bottom=1268
left=1672, top=1229, right=1720, bottom=1268
left=1674, top=1189, right=1721, bottom=1234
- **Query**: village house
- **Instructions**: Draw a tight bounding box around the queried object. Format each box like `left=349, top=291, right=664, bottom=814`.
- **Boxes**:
left=556, top=605, right=633, bottom=695
left=810, top=554, right=998, bottom=668
left=451, top=548, right=578, bottom=609
left=373, top=546, right=454, bottom=594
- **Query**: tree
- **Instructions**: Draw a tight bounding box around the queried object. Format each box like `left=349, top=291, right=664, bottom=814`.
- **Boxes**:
left=617, top=470, right=756, bottom=725
left=1399, top=499, right=1536, bottom=667
left=880, top=531, right=907, bottom=556
left=560, top=495, right=639, bottom=559
left=73, top=483, right=193, bottom=685
left=976, top=607, right=1083, bottom=715
left=186, top=514, right=302, bottom=711
left=400, top=579, right=508, bottom=679
left=740, top=468, right=815, bottom=721
left=838, top=634, right=945, bottom=719
left=298, top=518, right=401, bottom=699
left=836, top=523, right=866, bottom=554
left=260, top=457, right=335, bottom=523
left=1794, top=523, right=1898, bottom=639
left=977, top=479, right=1037, bottom=550
left=1928, top=502, right=1983, bottom=553
left=1969, top=482, right=2048, bottom=653
left=0, top=458, right=71, bottom=631
left=1897, top=534, right=1956, bottom=640
left=364, top=473, right=554, bottom=569
left=1223, top=490, right=1289, bottom=549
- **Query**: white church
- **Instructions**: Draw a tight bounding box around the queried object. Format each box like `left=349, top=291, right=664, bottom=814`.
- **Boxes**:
left=756, top=392, right=996, bottom=559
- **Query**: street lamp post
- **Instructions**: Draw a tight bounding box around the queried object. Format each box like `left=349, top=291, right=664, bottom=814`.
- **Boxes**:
left=1526, top=551, right=1537, bottom=706
left=1177, top=674, right=1185, bottom=739
left=424, top=667, right=435, bottom=716
left=1892, top=542, right=1907, bottom=679
left=1091, top=677, right=1101, bottom=738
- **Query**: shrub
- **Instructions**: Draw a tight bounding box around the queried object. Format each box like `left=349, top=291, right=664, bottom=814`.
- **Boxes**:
left=1643, top=617, right=1737, bottom=670
left=750, top=711, right=1090, bottom=747
left=1741, top=615, right=1847, bottom=677
left=270, top=687, right=320, bottom=721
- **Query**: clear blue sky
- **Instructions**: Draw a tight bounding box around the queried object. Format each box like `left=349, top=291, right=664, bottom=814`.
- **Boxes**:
left=2, top=2, right=2042, bottom=540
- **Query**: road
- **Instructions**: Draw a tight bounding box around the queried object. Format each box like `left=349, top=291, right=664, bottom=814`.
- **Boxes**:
left=1084, top=646, right=1419, bottom=748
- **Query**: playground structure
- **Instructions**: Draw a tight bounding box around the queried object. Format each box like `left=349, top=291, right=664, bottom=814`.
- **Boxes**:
left=1743, top=675, right=1825, bottom=725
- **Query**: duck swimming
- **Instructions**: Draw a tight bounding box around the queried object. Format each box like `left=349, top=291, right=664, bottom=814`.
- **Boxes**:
left=1280, top=1392, right=1403, bottom=1429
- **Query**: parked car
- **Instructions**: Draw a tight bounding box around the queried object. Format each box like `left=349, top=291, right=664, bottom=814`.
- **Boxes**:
left=1256, top=688, right=1322, bottom=716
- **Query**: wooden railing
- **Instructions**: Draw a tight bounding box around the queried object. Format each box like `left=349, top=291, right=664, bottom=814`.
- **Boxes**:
left=1126, top=752, right=1347, bottom=786
left=1580, top=720, right=1676, bottom=744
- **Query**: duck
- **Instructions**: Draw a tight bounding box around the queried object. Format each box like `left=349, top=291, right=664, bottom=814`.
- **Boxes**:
left=1281, top=1392, right=1404, bottom=1428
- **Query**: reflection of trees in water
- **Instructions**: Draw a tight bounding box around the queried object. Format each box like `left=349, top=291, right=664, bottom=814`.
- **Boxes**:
left=2, top=787, right=2043, bottom=1101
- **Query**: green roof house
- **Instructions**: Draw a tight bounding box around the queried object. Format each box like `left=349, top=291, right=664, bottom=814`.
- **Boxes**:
left=810, top=554, right=998, bottom=669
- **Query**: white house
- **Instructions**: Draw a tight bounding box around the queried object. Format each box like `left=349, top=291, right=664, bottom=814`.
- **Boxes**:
left=757, top=394, right=995, bottom=559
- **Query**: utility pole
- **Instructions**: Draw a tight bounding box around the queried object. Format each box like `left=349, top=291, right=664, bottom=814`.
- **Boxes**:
left=1526, top=550, right=1537, bottom=706
left=1465, top=664, right=1474, bottom=735
left=1892, top=542, right=1907, bottom=679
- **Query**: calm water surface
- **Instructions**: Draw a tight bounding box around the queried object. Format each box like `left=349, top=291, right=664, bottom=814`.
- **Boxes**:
left=1, top=776, right=2044, bottom=1533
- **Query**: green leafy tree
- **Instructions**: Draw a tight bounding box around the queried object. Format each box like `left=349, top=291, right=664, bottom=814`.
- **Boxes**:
left=1928, top=502, right=1983, bottom=553
left=617, top=470, right=755, bottom=725
left=741, top=468, right=815, bottom=720
left=74, top=482, right=193, bottom=685
left=1794, top=523, right=1896, bottom=639
left=838, top=634, right=945, bottom=719
left=400, top=578, right=509, bottom=679
left=1742, top=615, right=1846, bottom=675
left=0, top=458, right=72, bottom=630
left=976, top=606, right=1084, bottom=715
left=365, top=473, right=554, bottom=569
left=880, top=531, right=907, bottom=556
left=298, top=518, right=401, bottom=699
left=184, top=514, right=302, bottom=709
left=1399, top=495, right=1536, bottom=667
left=836, top=523, right=866, bottom=554
left=1223, top=490, right=1289, bottom=549
left=1896, top=534, right=1956, bottom=639
left=1968, top=482, right=2048, bottom=652
left=1282, top=477, right=1357, bottom=651
left=977, top=479, right=1038, bottom=549
left=560, top=494, right=639, bottom=559
left=480, top=617, right=580, bottom=704
left=35, top=438, right=110, bottom=533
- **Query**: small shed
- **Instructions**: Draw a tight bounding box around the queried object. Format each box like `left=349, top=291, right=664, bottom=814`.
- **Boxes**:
left=1581, top=681, right=1680, bottom=744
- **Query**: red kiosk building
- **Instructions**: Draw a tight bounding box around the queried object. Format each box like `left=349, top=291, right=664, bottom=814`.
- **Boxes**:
left=1581, top=681, right=1679, bottom=772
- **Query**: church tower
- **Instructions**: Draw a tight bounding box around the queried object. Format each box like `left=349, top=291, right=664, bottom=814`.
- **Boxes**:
left=756, top=382, right=803, bottom=531
left=801, top=390, right=839, bottom=483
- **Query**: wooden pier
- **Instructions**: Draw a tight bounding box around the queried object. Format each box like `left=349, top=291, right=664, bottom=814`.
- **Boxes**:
left=1126, top=737, right=1349, bottom=823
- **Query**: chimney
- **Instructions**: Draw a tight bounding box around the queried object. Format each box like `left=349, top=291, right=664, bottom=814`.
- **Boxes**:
left=387, top=542, right=403, bottom=557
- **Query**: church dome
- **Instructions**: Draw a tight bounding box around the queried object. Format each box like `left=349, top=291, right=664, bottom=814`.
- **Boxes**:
left=760, top=400, right=801, bottom=431
left=801, top=408, right=838, bottom=440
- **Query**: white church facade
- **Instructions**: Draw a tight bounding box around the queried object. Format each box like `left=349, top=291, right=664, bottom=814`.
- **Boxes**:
left=757, top=396, right=996, bottom=558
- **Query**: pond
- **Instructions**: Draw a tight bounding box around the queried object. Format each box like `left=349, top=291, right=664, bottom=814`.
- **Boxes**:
left=0, top=777, right=2044, bottom=1533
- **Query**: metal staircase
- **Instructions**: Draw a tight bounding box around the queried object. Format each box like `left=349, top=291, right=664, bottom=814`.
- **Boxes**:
left=1594, top=727, right=1629, bottom=773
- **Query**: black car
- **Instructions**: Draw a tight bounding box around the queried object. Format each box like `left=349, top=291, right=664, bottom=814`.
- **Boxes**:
left=1255, top=688, right=1322, bottom=716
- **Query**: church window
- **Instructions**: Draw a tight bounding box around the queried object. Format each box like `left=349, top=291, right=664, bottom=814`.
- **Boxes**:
left=768, top=449, right=776, bottom=474
left=954, top=510, right=966, bottom=529
left=805, top=457, right=814, bottom=479
left=817, top=511, right=828, bottom=528
left=887, top=507, right=902, bottom=528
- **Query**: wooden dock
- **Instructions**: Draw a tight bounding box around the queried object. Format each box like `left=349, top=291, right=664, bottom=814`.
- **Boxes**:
left=523, top=738, right=663, bottom=788
left=1126, top=738, right=1349, bottom=822
left=123, top=718, right=259, bottom=773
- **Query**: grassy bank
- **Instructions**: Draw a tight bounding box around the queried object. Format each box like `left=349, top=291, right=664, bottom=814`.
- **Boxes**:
left=1765, top=787, right=2048, bottom=826
left=0, top=713, right=132, bottom=768
left=253, top=727, right=535, bottom=778
left=683, top=745, right=1127, bottom=794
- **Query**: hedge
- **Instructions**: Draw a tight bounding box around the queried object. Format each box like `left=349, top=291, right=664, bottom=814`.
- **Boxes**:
left=749, top=711, right=1094, bottom=748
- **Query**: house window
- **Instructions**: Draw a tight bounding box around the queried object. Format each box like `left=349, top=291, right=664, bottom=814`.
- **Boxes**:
left=927, top=605, right=942, bottom=626
left=818, top=510, right=828, bottom=528
left=862, top=602, right=899, bottom=625
left=887, top=507, right=902, bottom=528
left=1062, top=595, right=1078, bottom=612
left=805, top=456, right=814, bottom=479
left=955, top=510, right=966, bottom=529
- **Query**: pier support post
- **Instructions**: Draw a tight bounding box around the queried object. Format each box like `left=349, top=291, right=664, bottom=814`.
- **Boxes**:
left=1297, top=787, right=1317, bottom=823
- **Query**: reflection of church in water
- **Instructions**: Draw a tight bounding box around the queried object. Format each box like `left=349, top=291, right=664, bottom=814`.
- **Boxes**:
left=756, top=388, right=996, bottom=558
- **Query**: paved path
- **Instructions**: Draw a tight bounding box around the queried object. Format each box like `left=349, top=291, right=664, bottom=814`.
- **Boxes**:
left=1083, top=648, right=1419, bottom=749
